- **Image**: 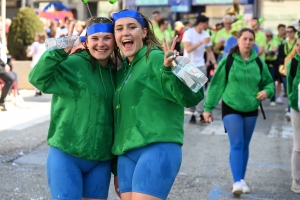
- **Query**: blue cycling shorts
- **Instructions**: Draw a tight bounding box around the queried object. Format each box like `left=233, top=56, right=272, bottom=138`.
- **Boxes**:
left=46, top=146, right=111, bottom=200
left=118, top=142, right=182, bottom=199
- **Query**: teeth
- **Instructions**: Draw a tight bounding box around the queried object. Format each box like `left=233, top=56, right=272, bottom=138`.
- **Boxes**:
left=123, top=40, right=132, bottom=43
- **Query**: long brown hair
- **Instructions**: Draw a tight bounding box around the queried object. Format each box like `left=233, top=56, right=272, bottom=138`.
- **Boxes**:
left=74, top=17, right=122, bottom=71
left=229, top=28, right=255, bottom=55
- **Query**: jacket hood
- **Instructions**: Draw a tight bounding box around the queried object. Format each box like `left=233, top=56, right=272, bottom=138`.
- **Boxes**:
left=232, top=49, right=258, bottom=63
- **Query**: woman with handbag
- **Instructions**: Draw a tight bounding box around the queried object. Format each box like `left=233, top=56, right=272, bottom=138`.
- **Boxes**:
left=286, top=36, right=300, bottom=194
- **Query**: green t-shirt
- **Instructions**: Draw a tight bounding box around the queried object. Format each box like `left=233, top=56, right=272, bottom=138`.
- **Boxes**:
left=152, top=23, right=174, bottom=38
left=155, top=29, right=172, bottom=46
left=214, top=28, right=232, bottom=53
left=273, top=35, right=285, bottom=46
left=255, top=31, right=267, bottom=60
left=265, top=39, right=277, bottom=61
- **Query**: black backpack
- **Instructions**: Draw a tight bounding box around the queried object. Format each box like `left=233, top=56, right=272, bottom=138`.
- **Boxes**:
left=225, top=54, right=266, bottom=119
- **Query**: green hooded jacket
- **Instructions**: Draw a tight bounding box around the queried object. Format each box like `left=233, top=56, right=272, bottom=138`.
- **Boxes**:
left=28, top=49, right=115, bottom=161
left=204, top=49, right=274, bottom=113
left=287, top=53, right=300, bottom=112
left=112, top=46, right=204, bottom=156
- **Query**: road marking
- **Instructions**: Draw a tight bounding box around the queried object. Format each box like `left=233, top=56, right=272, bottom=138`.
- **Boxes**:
left=268, top=113, right=293, bottom=138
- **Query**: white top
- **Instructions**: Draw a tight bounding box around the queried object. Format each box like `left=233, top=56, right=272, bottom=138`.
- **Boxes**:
left=28, top=42, right=46, bottom=68
left=182, top=28, right=212, bottom=67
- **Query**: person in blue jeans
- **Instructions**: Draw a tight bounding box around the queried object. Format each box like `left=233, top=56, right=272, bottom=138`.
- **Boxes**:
left=203, top=28, right=274, bottom=196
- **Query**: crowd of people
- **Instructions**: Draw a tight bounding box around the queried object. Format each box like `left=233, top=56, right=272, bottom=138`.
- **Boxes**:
left=0, top=6, right=299, bottom=200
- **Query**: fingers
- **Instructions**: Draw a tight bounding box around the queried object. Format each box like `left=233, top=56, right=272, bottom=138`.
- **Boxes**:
left=67, top=22, right=75, bottom=36
left=170, top=35, right=178, bottom=51
left=163, top=37, right=168, bottom=52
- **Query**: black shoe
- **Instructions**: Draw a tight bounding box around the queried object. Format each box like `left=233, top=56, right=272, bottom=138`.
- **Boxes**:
left=199, top=114, right=206, bottom=123
left=0, top=103, right=7, bottom=111
left=35, top=91, right=42, bottom=96
left=189, top=115, right=196, bottom=124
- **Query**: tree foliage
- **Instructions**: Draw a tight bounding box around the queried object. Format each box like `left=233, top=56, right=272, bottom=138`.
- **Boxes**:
left=7, top=7, right=44, bottom=60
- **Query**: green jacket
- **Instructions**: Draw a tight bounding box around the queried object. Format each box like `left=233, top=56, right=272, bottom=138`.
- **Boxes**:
left=287, top=53, right=300, bottom=112
left=28, top=49, right=115, bottom=161
left=112, top=46, right=204, bottom=155
left=204, top=49, right=274, bottom=113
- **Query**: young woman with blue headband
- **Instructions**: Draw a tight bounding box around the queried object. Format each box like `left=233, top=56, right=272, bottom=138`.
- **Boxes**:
left=28, top=17, right=122, bottom=200
left=112, top=9, right=204, bottom=200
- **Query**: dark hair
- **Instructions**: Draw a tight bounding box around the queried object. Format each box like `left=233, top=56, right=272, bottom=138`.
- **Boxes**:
left=194, top=15, right=209, bottom=26
left=152, top=11, right=160, bottom=15
left=287, top=25, right=297, bottom=33
left=74, top=17, right=122, bottom=71
left=277, top=24, right=286, bottom=29
left=158, top=18, right=167, bottom=27
left=229, top=28, right=255, bottom=55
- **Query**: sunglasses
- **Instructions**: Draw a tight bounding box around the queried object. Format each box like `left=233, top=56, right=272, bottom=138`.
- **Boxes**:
left=286, top=30, right=294, bottom=34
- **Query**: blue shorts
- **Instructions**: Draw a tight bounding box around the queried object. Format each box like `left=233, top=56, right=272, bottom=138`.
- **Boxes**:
left=46, top=146, right=111, bottom=200
left=118, top=143, right=182, bottom=199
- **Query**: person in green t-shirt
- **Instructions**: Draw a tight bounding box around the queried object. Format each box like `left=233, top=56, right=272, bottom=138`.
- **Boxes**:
left=154, top=18, right=172, bottom=47
left=151, top=10, right=173, bottom=39
left=250, top=17, right=266, bottom=60
left=274, top=24, right=286, bottom=46
left=214, top=15, right=233, bottom=61
left=264, top=29, right=278, bottom=106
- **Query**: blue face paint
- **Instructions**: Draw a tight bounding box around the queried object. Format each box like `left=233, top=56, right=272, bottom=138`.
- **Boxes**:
left=112, top=10, right=145, bottom=28
left=87, top=23, right=114, bottom=36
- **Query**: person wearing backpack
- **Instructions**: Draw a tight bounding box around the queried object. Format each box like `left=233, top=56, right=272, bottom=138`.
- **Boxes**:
left=286, top=36, right=300, bottom=194
left=203, top=28, right=274, bottom=196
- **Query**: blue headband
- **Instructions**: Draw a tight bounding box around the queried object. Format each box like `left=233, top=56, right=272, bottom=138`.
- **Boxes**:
left=87, top=23, right=114, bottom=36
left=112, top=10, right=145, bottom=28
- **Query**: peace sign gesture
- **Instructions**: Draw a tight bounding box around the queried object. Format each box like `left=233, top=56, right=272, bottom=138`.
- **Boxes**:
left=62, top=22, right=83, bottom=54
left=163, top=35, right=179, bottom=67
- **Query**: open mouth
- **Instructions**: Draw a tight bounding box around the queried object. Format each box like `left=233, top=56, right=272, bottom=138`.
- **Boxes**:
left=122, top=39, right=133, bottom=48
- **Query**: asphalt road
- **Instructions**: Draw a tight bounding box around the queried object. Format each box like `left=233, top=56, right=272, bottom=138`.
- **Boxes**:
left=0, top=90, right=298, bottom=200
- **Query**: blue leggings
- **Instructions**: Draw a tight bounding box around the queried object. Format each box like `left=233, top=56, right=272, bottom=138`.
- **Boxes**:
left=46, top=146, right=111, bottom=200
left=223, top=114, right=257, bottom=182
left=118, top=143, right=182, bottom=200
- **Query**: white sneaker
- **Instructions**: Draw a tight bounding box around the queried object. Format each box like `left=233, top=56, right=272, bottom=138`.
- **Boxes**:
left=240, top=179, right=250, bottom=193
left=276, top=97, right=283, bottom=104
left=285, top=112, right=291, bottom=121
left=232, top=181, right=243, bottom=196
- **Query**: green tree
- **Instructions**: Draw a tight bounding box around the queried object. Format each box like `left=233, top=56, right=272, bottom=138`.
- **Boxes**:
left=7, top=7, right=44, bottom=60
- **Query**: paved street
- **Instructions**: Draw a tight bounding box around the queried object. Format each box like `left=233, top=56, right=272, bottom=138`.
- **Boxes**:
left=0, top=90, right=298, bottom=200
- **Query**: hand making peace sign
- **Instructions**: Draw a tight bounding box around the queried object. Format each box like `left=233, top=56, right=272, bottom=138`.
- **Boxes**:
left=163, top=35, right=179, bottom=67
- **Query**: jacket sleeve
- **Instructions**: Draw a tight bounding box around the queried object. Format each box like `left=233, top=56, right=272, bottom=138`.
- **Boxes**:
left=203, top=57, right=227, bottom=113
left=28, top=49, right=69, bottom=96
left=159, top=66, right=204, bottom=107
left=259, top=61, right=275, bottom=99
left=150, top=51, right=204, bottom=107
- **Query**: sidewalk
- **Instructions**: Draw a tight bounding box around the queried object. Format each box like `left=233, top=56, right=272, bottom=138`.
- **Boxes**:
left=0, top=90, right=52, bottom=156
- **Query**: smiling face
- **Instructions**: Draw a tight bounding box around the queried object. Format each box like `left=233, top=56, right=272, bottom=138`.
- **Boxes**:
left=114, top=17, right=147, bottom=63
left=86, top=32, right=115, bottom=66
left=237, top=31, right=255, bottom=54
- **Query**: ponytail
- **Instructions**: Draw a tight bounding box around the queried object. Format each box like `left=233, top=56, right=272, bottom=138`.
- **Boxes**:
left=229, top=45, right=240, bottom=55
